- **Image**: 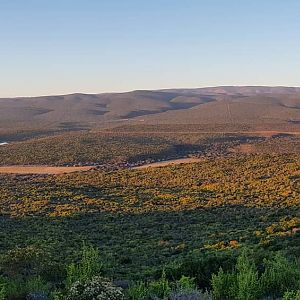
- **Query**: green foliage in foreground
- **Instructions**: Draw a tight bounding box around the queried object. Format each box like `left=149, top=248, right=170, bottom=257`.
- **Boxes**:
left=66, top=276, right=124, bottom=300
left=282, top=290, right=300, bottom=300
left=0, top=284, right=5, bottom=300
left=127, top=272, right=209, bottom=300
left=0, top=245, right=300, bottom=299
left=211, top=251, right=300, bottom=300
left=0, top=276, right=50, bottom=300
left=127, top=250, right=300, bottom=299
left=65, top=244, right=102, bottom=288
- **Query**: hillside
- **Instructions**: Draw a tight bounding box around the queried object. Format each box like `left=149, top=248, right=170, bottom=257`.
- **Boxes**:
left=1, top=86, right=300, bottom=132
left=0, top=87, right=300, bottom=299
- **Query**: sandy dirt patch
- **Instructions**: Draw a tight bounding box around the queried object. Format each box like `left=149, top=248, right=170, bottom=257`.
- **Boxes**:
left=229, top=143, right=256, bottom=154
left=0, top=165, right=94, bottom=174
left=132, top=157, right=202, bottom=170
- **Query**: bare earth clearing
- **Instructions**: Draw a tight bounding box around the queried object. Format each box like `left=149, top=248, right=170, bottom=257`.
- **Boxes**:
left=229, top=143, right=256, bottom=154
left=0, top=165, right=94, bottom=174
left=0, top=158, right=203, bottom=174
left=132, top=157, right=202, bottom=170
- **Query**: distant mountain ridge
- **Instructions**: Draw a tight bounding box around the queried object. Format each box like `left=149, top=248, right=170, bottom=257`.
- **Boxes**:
left=1, top=86, right=300, bottom=130
left=163, top=86, right=300, bottom=95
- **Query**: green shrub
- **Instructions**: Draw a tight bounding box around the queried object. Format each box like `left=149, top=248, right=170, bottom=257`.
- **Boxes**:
left=66, top=244, right=102, bottom=287
left=2, top=278, right=26, bottom=299
left=2, top=276, right=50, bottom=299
left=66, top=276, right=124, bottom=300
left=0, top=284, right=5, bottom=300
left=166, top=251, right=237, bottom=289
left=26, top=276, right=51, bottom=295
left=282, top=290, right=300, bottom=300
left=0, top=246, right=49, bottom=278
left=50, top=290, right=64, bottom=300
left=211, top=251, right=300, bottom=300
left=211, top=267, right=236, bottom=300
left=235, top=252, right=260, bottom=300
left=260, top=253, right=300, bottom=298
left=148, top=270, right=171, bottom=299
left=176, top=275, right=196, bottom=292
left=212, top=251, right=261, bottom=300
left=127, top=281, right=148, bottom=300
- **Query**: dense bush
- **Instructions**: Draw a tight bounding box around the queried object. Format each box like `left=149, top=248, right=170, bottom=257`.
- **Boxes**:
left=147, top=270, right=171, bottom=299
left=165, top=251, right=238, bottom=289
left=169, top=276, right=212, bottom=300
left=66, top=276, right=124, bottom=300
left=0, top=276, right=50, bottom=300
left=0, top=284, right=5, bottom=300
left=127, top=274, right=210, bottom=300
left=0, top=245, right=299, bottom=299
left=127, top=282, right=148, bottom=300
left=0, top=246, right=49, bottom=278
left=282, top=290, right=300, bottom=300
left=211, top=251, right=300, bottom=300
left=260, top=253, right=300, bottom=297
left=65, top=244, right=102, bottom=287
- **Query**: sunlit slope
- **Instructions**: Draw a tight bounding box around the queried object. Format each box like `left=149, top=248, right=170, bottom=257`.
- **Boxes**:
left=0, top=87, right=300, bottom=130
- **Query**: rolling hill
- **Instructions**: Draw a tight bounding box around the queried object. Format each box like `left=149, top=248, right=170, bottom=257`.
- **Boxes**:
left=1, top=86, right=300, bottom=131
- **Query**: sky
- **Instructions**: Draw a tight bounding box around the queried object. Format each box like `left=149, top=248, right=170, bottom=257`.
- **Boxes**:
left=0, top=0, right=300, bottom=97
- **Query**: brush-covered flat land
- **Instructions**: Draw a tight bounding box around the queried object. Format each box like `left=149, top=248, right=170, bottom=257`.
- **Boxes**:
left=0, top=87, right=299, bottom=299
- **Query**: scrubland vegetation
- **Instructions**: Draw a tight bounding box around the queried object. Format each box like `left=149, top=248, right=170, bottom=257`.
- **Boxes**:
left=0, top=128, right=299, bottom=299
left=0, top=129, right=273, bottom=166
left=0, top=245, right=299, bottom=299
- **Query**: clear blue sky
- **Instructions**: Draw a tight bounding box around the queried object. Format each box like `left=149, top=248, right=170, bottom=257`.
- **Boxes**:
left=1, top=0, right=300, bottom=97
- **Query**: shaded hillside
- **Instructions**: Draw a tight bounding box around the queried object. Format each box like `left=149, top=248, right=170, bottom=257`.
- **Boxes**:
left=137, top=93, right=300, bottom=125
left=1, top=86, right=300, bottom=131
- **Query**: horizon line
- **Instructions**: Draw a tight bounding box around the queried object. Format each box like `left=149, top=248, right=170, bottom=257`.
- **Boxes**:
left=2, top=85, right=300, bottom=99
